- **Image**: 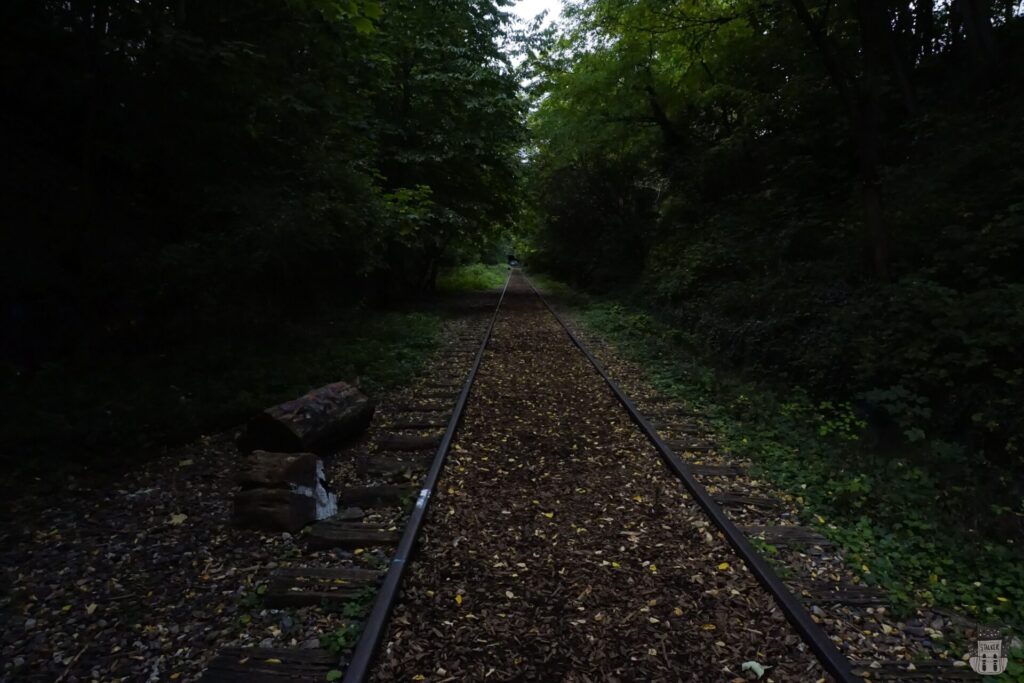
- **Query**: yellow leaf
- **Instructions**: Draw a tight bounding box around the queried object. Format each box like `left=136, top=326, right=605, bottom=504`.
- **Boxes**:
left=86, top=603, right=97, bottom=615
left=455, top=594, right=463, bottom=606
left=168, top=513, right=188, bottom=526
left=717, top=562, right=730, bottom=571
left=413, top=676, right=426, bottom=681
left=542, top=512, right=554, bottom=518
left=170, top=674, right=181, bottom=680
left=702, top=623, right=716, bottom=630
left=265, top=658, right=282, bottom=665
left=611, top=561, right=621, bottom=568
left=649, top=564, right=658, bottom=573
left=996, top=596, right=1008, bottom=603
left=673, top=607, right=683, bottom=617
left=354, top=548, right=364, bottom=555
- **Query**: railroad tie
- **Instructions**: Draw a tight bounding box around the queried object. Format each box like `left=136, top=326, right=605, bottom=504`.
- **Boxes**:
left=307, top=519, right=400, bottom=550
left=336, top=485, right=418, bottom=509
left=200, top=647, right=337, bottom=682
left=741, top=524, right=833, bottom=547
left=376, top=433, right=443, bottom=452
left=687, top=463, right=746, bottom=478
left=264, top=566, right=381, bottom=608
left=799, top=581, right=889, bottom=606
left=850, top=660, right=980, bottom=680
left=711, top=491, right=785, bottom=510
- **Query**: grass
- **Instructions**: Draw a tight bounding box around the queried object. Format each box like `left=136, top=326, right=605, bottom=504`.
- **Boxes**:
left=436, top=263, right=508, bottom=292
left=1, top=308, right=442, bottom=486
left=532, top=274, right=1024, bottom=671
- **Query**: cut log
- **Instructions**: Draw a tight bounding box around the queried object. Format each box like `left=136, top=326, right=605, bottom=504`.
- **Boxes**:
left=237, top=382, right=373, bottom=454
left=238, top=451, right=318, bottom=489
left=232, top=489, right=316, bottom=533
left=233, top=452, right=337, bottom=531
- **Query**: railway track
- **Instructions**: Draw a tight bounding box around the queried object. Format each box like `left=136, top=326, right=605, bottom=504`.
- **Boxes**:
left=203, top=270, right=979, bottom=682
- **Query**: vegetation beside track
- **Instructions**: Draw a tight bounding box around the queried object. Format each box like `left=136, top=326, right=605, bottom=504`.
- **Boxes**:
left=436, top=264, right=510, bottom=293
left=532, top=274, right=1024, bottom=670
left=0, top=310, right=441, bottom=489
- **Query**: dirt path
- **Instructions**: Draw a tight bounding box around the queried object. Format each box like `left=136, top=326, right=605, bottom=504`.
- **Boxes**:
left=373, top=273, right=825, bottom=682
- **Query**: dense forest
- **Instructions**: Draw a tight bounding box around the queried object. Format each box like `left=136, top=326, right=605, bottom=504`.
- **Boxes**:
left=2, top=0, right=522, bottom=364
left=524, top=0, right=1024, bottom=534
left=1, top=0, right=525, bottom=474
left=3, top=0, right=1024, bottom=673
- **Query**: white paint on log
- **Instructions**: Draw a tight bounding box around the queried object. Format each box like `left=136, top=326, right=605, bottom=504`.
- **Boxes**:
left=292, top=460, right=337, bottom=520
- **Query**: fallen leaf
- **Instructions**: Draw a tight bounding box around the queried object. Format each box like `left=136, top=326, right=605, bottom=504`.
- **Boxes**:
left=717, top=562, right=730, bottom=571
left=86, top=603, right=97, bottom=615
left=455, top=594, right=463, bottom=606
left=741, top=661, right=771, bottom=679
left=169, top=513, right=188, bottom=526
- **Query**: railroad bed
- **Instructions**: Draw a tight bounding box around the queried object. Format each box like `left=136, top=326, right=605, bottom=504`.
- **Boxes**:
left=202, top=271, right=980, bottom=682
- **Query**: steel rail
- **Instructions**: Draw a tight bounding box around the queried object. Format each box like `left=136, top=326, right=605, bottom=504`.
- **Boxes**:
left=342, top=272, right=512, bottom=683
left=526, top=275, right=861, bottom=683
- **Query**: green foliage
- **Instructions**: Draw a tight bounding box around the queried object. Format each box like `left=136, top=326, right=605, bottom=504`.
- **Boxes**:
left=0, top=310, right=440, bottom=484
left=334, top=587, right=378, bottom=619
left=2, top=0, right=523, bottom=352
left=559, top=289, right=1024, bottom=638
left=436, top=264, right=509, bottom=293
left=319, top=623, right=363, bottom=654
left=523, top=0, right=1024, bottom=544
left=2, top=0, right=525, bottom=474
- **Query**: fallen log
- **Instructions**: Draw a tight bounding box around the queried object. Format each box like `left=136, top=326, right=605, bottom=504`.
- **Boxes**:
left=237, top=381, right=374, bottom=454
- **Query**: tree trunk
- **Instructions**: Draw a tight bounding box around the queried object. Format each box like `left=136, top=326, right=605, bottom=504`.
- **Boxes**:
left=915, top=0, right=936, bottom=60
left=237, top=382, right=374, bottom=454
left=789, top=0, right=890, bottom=280
left=960, top=0, right=997, bottom=67
left=856, top=0, right=891, bottom=280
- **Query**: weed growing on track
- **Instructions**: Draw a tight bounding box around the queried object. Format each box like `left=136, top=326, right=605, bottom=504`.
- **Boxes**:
left=320, top=623, right=363, bottom=655
left=533, top=278, right=1024, bottom=661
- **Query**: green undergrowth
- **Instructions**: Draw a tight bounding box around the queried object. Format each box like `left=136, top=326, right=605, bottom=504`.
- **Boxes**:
left=436, top=263, right=509, bottom=292
left=534, top=277, right=1024, bottom=657
left=1, top=309, right=441, bottom=487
